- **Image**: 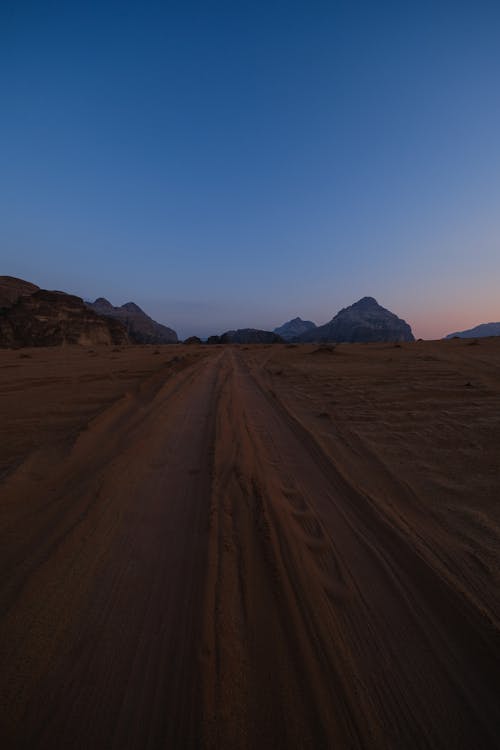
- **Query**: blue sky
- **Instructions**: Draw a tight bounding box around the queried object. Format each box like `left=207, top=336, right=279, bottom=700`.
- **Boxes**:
left=1, top=0, right=499, bottom=338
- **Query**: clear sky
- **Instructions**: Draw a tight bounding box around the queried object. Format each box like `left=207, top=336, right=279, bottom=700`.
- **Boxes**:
left=1, top=0, right=499, bottom=339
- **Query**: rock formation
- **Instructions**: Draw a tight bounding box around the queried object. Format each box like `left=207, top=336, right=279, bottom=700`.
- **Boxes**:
left=219, top=328, right=284, bottom=344
left=0, top=276, right=40, bottom=308
left=0, top=279, right=129, bottom=347
left=445, top=322, right=500, bottom=339
left=87, top=298, right=178, bottom=344
left=274, top=317, right=317, bottom=341
left=299, top=297, right=414, bottom=343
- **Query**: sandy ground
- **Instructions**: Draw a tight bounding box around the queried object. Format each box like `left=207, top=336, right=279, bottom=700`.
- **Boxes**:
left=0, top=340, right=499, bottom=748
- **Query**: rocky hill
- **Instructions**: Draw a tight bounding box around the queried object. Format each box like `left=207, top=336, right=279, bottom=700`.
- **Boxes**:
left=299, top=297, right=414, bottom=343
left=446, top=322, right=500, bottom=339
left=213, top=329, right=283, bottom=344
left=87, top=298, right=178, bottom=344
left=184, top=336, right=202, bottom=345
left=0, top=279, right=129, bottom=347
left=274, top=317, right=316, bottom=341
left=0, top=276, right=40, bottom=308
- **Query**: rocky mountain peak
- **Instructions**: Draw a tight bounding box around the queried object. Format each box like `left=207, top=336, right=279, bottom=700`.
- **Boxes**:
left=121, top=302, right=144, bottom=314
left=92, top=297, right=114, bottom=311
left=299, top=297, right=414, bottom=343
left=86, top=297, right=177, bottom=344
left=274, top=316, right=317, bottom=341
left=354, top=296, right=378, bottom=307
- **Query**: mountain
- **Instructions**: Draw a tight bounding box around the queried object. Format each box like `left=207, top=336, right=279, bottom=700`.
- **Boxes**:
left=218, top=328, right=284, bottom=344
left=446, top=322, right=500, bottom=339
left=87, top=298, right=178, bottom=344
left=299, top=297, right=414, bottom=343
left=0, top=276, right=40, bottom=308
left=274, top=317, right=316, bottom=341
left=0, top=278, right=129, bottom=347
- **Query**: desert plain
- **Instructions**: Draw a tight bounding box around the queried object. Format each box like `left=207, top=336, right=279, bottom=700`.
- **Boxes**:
left=0, top=339, right=499, bottom=748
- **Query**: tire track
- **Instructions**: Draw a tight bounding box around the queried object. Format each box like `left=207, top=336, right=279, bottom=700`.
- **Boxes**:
left=203, top=349, right=500, bottom=749
left=0, top=352, right=223, bottom=749
left=2, top=347, right=499, bottom=749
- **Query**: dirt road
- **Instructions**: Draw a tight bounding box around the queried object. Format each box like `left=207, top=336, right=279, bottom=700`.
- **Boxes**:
left=1, top=347, right=499, bottom=748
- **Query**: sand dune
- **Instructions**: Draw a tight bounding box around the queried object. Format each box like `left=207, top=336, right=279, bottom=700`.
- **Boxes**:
left=1, top=341, right=499, bottom=748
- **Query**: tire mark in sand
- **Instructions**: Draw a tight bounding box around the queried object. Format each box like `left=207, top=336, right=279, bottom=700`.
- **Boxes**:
left=0, top=353, right=223, bottom=749
left=1, top=348, right=499, bottom=749
left=202, top=349, right=500, bottom=749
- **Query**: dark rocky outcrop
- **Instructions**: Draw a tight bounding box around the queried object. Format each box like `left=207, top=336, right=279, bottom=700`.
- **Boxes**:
left=445, top=322, right=500, bottom=339
left=274, top=317, right=316, bottom=341
left=219, top=328, right=284, bottom=344
left=0, top=283, right=129, bottom=347
left=207, top=335, right=221, bottom=345
left=87, top=298, right=178, bottom=344
left=184, top=336, right=202, bottom=345
left=0, top=276, right=40, bottom=308
left=299, top=297, right=414, bottom=343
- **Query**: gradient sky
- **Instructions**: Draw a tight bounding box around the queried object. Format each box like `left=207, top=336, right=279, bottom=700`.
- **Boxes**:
left=1, top=0, right=499, bottom=339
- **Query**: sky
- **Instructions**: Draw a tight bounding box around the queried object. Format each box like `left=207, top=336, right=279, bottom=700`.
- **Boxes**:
left=1, top=0, right=499, bottom=339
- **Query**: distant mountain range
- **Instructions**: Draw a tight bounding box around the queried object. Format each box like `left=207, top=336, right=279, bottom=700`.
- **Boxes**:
left=445, top=322, right=500, bottom=339
left=87, top=297, right=178, bottom=344
left=208, top=329, right=283, bottom=344
left=1, top=276, right=427, bottom=348
left=276, top=297, right=414, bottom=343
left=204, top=298, right=414, bottom=344
left=0, top=276, right=178, bottom=347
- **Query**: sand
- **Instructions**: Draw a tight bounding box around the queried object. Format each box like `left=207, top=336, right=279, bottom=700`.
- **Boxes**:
left=0, top=340, right=499, bottom=748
